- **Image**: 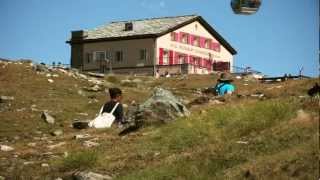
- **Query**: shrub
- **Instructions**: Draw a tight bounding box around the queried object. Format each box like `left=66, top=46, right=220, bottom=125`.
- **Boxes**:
left=61, top=150, right=98, bottom=171
left=106, top=75, right=119, bottom=84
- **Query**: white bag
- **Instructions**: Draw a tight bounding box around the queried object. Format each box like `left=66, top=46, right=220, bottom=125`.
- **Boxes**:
left=88, top=102, right=119, bottom=128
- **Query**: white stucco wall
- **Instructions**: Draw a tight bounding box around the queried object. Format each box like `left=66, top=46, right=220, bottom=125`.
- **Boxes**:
left=156, top=21, right=234, bottom=70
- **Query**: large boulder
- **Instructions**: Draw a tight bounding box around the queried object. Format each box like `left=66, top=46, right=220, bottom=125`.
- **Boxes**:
left=130, top=87, right=190, bottom=124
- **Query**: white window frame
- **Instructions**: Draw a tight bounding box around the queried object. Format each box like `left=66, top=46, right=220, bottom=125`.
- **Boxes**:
left=205, top=39, right=211, bottom=49
left=115, top=51, right=123, bottom=62
left=163, top=50, right=169, bottom=65
left=93, top=51, right=106, bottom=62
left=139, top=49, right=147, bottom=60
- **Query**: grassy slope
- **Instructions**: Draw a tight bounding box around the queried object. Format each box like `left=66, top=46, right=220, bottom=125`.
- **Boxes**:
left=0, top=61, right=319, bottom=179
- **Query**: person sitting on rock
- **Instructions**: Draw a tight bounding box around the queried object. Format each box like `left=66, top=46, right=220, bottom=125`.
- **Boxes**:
left=213, top=73, right=235, bottom=96
left=103, top=88, right=125, bottom=127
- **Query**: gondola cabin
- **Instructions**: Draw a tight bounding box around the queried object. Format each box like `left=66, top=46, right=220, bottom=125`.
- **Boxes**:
left=231, top=0, right=261, bottom=15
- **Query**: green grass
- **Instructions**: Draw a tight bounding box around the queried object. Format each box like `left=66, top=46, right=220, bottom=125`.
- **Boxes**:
left=116, top=99, right=318, bottom=180
left=59, top=150, right=99, bottom=171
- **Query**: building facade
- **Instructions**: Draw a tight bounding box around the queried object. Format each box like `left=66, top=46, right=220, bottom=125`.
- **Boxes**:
left=67, top=15, right=237, bottom=75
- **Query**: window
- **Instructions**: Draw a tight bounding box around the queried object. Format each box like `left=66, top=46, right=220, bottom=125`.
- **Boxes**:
left=105, top=51, right=112, bottom=61
left=171, top=32, right=175, bottom=41
left=205, top=39, right=211, bottom=49
left=94, top=51, right=106, bottom=61
left=86, top=53, right=93, bottom=63
left=181, top=33, right=188, bottom=44
left=115, top=51, right=123, bottom=62
left=193, top=36, right=200, bottom=47
left=163, top=50, right=169, bottom=65
left=179, top=54, right=187, bottom=64
left=139, top=49, right=147, bottom=60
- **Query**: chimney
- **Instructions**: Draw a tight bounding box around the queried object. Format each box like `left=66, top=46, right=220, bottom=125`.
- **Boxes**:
left=124, top=22, right=133, bottom=31
left=71, top=30, right=87, bottom=41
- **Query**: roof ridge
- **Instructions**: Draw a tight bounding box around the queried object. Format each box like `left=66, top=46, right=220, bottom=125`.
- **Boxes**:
left=110, top=14, right=199, bottom=23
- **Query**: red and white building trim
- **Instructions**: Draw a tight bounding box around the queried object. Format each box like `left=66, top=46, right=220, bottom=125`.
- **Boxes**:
left=156, top=21, right=234, bottom=75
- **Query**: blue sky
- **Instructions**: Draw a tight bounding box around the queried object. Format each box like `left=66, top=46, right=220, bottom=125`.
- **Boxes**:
left=0, top=0, right=318, bottom=76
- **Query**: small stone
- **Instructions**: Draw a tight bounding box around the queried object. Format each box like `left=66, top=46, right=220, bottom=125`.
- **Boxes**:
left=74, top=134, right=91, bottom=140
left=64, top=151, right=69, bottom=157
left=16, top=108, right=26, bottom=112
left=55, top=178, right=63, bottom=180
left=78, top=113, right=89, bottom=116
left=236, top=141, right=249, bottom=144
left=85, top=84, right=102, bottom=92
left=72, top=121, right=90, bottom=129
left=48, top=79, right=54, bottom=83
left=0, top=96, right=14, bottom=102
left=77, top=90, right=86, bottom=96
left=23, top=161, right=35, bottom=165
left=13, top=136, right=20, bottom=140
left=132, top=78, right=143, bottom=83
left=87, top=72, right=105, bottom=78
left=48, top=142, right=66, bottom=149
left=41, top=163, right=49, bottom=167
left=51, top=129, right=63, bottom=136
left=0, top=175, right=5, bottom=180
left=27, top=142, right=37, bottom=147
left=0, top=145, right=14, bottom=151
left=41, top=111, right=55, bottom=124
left=83, top=141, right=100, bottom=148
left=52, top=74, right=59, bottom=77
left=73, top=171, right=112, bottom=180
left=46, top=74, right=52, bottom=77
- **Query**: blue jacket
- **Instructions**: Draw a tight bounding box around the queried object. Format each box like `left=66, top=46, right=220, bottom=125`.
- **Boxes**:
left=214, top=83, right=235, bottom=96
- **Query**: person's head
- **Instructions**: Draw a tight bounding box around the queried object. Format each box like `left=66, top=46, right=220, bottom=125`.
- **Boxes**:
left=218, top=73, right=233, bottom=83
left=109, top=88, right=122, bottom=101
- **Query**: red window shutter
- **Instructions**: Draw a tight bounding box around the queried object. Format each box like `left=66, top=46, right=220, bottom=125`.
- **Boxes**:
left=169, top=50, right=174, bottom=65
left=200, top=37, right=205, bottom=48
left=178, top=32, right=183, bottom=42
left=174, top=52, right=179, bottom=64
left=201, top=58, right=204, bottom=67
left=211, top=42, right=215, bottom=51
left=159, top=48, right=164, bottom=65
left=211, top=42, right=221, bottom=52
left=174, top=32, right=179, bottom=41
left=188, top=34, right=193, bottom=45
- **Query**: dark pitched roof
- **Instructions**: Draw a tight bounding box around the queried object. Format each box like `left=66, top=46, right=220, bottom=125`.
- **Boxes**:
left=68, top=15, right=237, bottom=55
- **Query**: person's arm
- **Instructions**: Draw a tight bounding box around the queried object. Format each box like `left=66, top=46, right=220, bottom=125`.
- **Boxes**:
left=114, top=104, right=124, bottom=123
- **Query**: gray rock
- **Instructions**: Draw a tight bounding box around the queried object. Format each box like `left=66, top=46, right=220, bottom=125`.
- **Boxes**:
left=0, top=145, right=14, bottom=151
left=87, top=72, right=105, bottom=78
left=47, top=142, right=66, bottom=149
left=51, top=129, right=63, bottom=136
left=120, top=79, right=137, bottom=87
left=132, top=78, right=143, bottom=83
left=41, top=163, right=49, bottom=167
left=0, top=96, right=14, bottom=102
left=85, top=85, right=102, bottom=92
left=74, top=134, right=91, bottom=140
left=137, top=87, right=190, bottom=123
left=83, top=141, right=100, bottom=148
left=41, top=111, right=55, bottom=124
left=0, top=175, right=5, bottom=180
left=32, top=63, right=49, bottom=72
left=73, top=171, right=112, bottom=180
left=72, top=120, right=90, bottom=129
left=77, top=90, right=86, bottom=96
left=23, top=161, right=35, bottom=165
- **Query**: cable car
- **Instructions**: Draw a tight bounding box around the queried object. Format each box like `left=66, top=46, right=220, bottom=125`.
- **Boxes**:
left=231, top=0, right=261, bottom=15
